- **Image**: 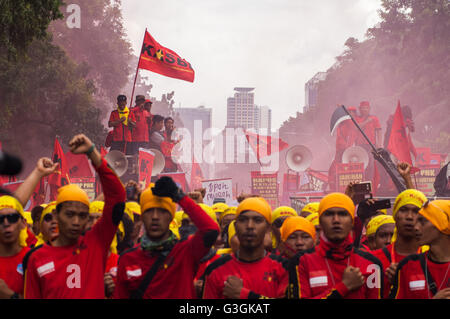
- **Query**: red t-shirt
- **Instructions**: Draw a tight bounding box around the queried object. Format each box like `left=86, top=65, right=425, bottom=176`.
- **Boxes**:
left=336, top=119, right=358, bottom=151
left=23, top=158, right=126, bottom=299
left=114, top=196, right=220, bottom=299
left=0, top=247, right=30, bottom=295
left=202, top=253, right=288, bottom=299
left=131, top=107, right=150, bottom=142
left=290, top=244, right=383, bottom=299
left=106, top=252, right=119, bottom=277
left=356, top=115, right=381, bottom=145
left=108, top=110, right=135, bottom=142
left=389, top=252, right=450, bottom=299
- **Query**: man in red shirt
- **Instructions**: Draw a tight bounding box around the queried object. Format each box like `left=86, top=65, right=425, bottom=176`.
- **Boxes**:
left=23, top=134, right=126, bottom=299
left=288, top=192, right=383, bottom=299
left=371, top=189, right=427, bottom=298
left=335, top=106, right=359, bottom=162
left=108, top=95, right=136, bottom=155
left=114, top=176, right=220, bottom=299
left=130, top=95, right=151, bottom=155
left=202, top=197, right=288, bottom=299
left=355, top=101, right=382, bottom=182
left=0, top=157, right=57, bottom=299
left=389, top=200, right=450, bottom=299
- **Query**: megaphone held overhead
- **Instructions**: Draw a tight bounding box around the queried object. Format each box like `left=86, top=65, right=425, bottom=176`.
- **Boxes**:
left=286, top=145, right=313, bottom=172
left=149, top=148, right=165, bottom=176
left=342, top=146, right=369, bottom=169
left=105, top=150, right=128, bottom=177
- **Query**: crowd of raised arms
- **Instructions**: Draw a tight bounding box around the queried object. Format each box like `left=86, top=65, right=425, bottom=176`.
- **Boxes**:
left=0, top=133, right=449, bottom=300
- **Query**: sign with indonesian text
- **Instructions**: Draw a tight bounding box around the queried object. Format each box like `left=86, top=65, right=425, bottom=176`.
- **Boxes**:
left=251, top=171, right=279, bottom=209
left=201, top=178, right=233, bottom=206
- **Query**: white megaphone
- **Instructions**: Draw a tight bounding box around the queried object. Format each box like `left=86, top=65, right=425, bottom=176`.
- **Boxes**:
left=286, top=145, right=313, bottom=172
left=149, top=148, right=166, bottom=176
left=105, top=150, right=128, bottom=177
left=342, top=146, right=369, bottom=169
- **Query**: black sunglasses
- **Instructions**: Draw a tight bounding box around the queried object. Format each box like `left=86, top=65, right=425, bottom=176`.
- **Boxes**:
left=43, top=214, right=54, bottom=222
left=0, top=213, right=22, bottom=225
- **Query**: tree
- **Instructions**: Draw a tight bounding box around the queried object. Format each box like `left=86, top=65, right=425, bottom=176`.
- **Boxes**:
left=49, top=0, right=133, bottom=117
left=0, top=37, right=106, bottom=175
left=0, top=0, right=64, bottom=58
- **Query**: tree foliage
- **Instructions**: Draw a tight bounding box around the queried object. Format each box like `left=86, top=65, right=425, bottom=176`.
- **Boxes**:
left=49, top=0, right=133, bottom=116
left=0, top=0, right=63, bottom=58
left=0, top=37, right=107, bottom=170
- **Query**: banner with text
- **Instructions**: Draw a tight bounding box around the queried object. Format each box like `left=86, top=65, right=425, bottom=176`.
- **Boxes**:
left=201, top=178, right=233, bottom=206
left=336, top=163, right=364, bottom=192
left=251, top=171, right=279, bottom=209
left=71, top=177, right=96, bottom=201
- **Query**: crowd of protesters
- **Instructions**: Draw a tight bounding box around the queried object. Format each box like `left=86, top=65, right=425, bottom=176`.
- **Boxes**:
left=0, top=96, right=449, bottom=299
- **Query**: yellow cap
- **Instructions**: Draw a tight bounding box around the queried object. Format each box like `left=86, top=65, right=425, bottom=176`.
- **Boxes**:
left=271, top=206, right=297, bottom=224
left=319, top=193, right=355, bottom=220
left=140, top=186, right=176, bottom=218
left=89, top=201, right=104, bottom=214
left=198, top=203, right=218, bottom=224
left=305, top=212, right=319, bottom=226
left=366, top=215, right=395, bottom=237
left=236, top=197, right=272, bottom=224
left=280, top=216, right=316, bottom=242
left=301, top=202, right=320, bottom=215
left=0, top=195, right=24, bottom=216
left=212, top=202, right=229, bottom=214
left=23, top=211, right=33, bottom=225
left=40, top=201, right=56, bottom=224
left=419, top=200, right=450, bottom=235
left=392, top=189, right=427, bottom=218
left=56, top=184, right=90, bottom=208
left=220, top=207, right=237, bottom=222
left=174, top=211, right=184, bottom=227
left=227, top=220, right=236, bottom=246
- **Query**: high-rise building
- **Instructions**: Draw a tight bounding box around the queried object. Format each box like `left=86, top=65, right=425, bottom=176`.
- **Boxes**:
left=226, top=87, right=271, bottom=132
left=227, top=87, right=257, bottom=129
left=304, top=72, right=327, bottom=112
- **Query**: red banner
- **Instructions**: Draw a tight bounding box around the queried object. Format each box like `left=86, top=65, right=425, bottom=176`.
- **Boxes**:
left=138, top=30, right=195, bottom=82
left=157, top=172, right=187, bottom=191
left=48, top=137, right=70, bottom=200
left=138, top=149, right=155, bottom=189
left=387, top=101, right=415, bottom=166
left=336, top=163, right=364, bottom=193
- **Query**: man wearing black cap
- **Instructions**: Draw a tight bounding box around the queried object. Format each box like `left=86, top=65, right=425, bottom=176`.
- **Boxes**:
left=130, top=95, right=151, bottom=155
left=108, top=95, right=136, bottom=154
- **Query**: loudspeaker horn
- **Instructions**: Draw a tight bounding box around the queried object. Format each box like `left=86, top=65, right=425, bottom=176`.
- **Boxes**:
left=149, top=148, right=166, bottom=176
left=342, top=146, right=369, bottom=169
left=105, top=150, right=128, bottom=177
left=286, top=145, right=313, bottom=172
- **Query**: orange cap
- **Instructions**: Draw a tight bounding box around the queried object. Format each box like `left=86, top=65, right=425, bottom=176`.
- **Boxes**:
left=280, top=216, right=316, bottom=241
left=318, top=192, right=355, bottom=220
left=236, top=197, right=272, bottom=224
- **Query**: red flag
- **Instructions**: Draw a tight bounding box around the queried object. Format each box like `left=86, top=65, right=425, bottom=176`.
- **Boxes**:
left=160, top=141, right=175, bottom=157
left=65, top=151, right=94, bottom=178
left=387, top=102, right=414, bottom=165
left=138, top=30, right=195, bottom=82
left=190, top=157, right=203, bottom=191
left=0, top=141, right=17, bottom=185
left=138, top=149, right=155, bottom=189
left=48, top=137, right=70, bottom=200
left=244, top=130, right=289, bottom=161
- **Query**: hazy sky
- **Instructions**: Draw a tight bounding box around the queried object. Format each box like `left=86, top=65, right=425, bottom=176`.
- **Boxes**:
left=121, top=0, right=382, bottom=131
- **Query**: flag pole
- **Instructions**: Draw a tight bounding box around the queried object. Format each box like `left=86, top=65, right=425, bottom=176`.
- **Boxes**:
left=130, top=28, right=147, bottom=108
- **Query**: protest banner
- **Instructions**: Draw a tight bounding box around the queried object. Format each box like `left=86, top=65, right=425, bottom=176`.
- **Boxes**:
left=336, top=163, right=364, bottom=192
left=201, top=178, right=233, bottom=206
left=138, top=148, right=155, bottom=188
left=251, top=171, right=279, bottom=209
left=70, top=177, right=96, bottom=201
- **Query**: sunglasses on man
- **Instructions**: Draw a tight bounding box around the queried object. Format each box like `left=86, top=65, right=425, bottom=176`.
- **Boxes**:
left=0, top=213, right=22, bottom=225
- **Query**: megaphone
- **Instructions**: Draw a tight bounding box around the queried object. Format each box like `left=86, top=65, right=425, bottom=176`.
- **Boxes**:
left=149, top=148, right=165, bottom=176
left=342, top=146, right=369, bottom=169
left=286, top=145, right=312, bottom=172
left=105, top=150, right=128, bottom=177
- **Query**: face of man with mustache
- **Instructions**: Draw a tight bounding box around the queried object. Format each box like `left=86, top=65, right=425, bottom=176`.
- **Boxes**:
left=319, top=207, right=353, bottom=243
left=234, top=210, right=270, bottom=251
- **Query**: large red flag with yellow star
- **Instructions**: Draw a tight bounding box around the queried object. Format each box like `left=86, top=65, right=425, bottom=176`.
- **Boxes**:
left=138, top=30, right=195, bottom=82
